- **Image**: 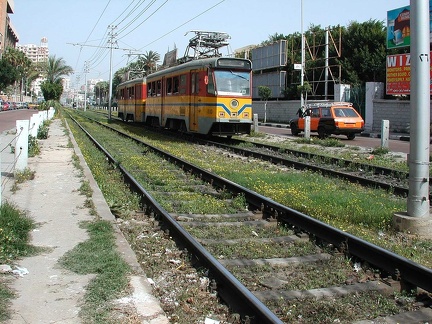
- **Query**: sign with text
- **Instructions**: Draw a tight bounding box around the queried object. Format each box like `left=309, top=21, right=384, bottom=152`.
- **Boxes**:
left=386, top=52, right=432, bottom=95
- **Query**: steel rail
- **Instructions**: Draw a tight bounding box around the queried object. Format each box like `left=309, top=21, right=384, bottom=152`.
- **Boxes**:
left=198, top=138, right=411, bottom=197
left=73, top=114, right=432, bottom=306
left=90, top=117, right=432, bottom=293
left=69, top=115, right=283, bottom=323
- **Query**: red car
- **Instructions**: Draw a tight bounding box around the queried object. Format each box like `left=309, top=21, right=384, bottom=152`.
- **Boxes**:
left=2, top=102, right=9, bottom=111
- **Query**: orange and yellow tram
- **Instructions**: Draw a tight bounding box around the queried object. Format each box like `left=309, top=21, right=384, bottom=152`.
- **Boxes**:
left=117, top=57, right=252, bottom=136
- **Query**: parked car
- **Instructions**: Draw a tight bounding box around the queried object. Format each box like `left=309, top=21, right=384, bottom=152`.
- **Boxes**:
left=290, top=102, right=364, bottom=140
left=2, top=102, right=10, bottom=111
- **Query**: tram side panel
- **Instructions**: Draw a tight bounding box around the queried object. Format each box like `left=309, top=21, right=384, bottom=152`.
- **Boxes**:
left=146, top=68, right=252, bottom=136
left=117, top=78, right=147, bottom=122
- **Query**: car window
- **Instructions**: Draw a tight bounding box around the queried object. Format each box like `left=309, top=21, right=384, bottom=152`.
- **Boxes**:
left=334, top=108, right=346, bottom=117
left=310, top=108, right=320, bottom=117
left=321, top=108, right=331, bottom=117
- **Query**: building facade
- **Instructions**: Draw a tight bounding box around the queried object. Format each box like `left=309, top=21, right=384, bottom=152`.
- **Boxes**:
left=16, top=37, right=49, bottom=63
left=0, top=0, right=18, bottom=58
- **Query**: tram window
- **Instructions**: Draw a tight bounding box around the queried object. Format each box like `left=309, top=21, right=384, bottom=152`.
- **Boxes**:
left=173, top=76, right=179, bottom=94
left=127, top=87, right=132, bottom=99
left=191, top=73, right=199, bottom=94
left=179, top=74, right=187, bottom=94
left=136, top=85, right=142, bottom=99
left=150, top=82, right=156, bottom=96
left=166, top=78, right=172, bottom=95
left=207, top=70, right=215, bottom=95
left=157, top=80, right=161, bottom=96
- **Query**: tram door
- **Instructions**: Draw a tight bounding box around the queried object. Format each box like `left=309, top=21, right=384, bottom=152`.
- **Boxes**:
left=189, top=71, right=199, bottom=132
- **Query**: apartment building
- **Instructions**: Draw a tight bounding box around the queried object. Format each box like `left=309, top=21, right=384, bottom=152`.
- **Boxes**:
left=0, top=0, right=19, bottom=57
left=16, top=38, right=49, bottom=63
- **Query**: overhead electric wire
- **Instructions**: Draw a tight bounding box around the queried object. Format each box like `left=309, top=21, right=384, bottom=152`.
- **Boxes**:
left=138, top=0, right=226, bottom=50
left=79, top=0, right=227, bottom=81
left=117, top=0, right=169, bottom=40
left=75, top=0, right=112, bottom=74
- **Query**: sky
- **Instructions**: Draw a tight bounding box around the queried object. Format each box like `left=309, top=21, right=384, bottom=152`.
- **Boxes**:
left=11, top=0, right=409, bottom=88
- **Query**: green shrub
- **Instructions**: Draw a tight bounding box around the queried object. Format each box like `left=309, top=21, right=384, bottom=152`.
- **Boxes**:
left=0, top=201, right=36, bottom=263
left=37, top=121, right=50, bottom=139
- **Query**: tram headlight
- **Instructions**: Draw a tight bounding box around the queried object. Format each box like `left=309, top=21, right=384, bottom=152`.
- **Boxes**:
left=230, top=99, right=239, bottom=109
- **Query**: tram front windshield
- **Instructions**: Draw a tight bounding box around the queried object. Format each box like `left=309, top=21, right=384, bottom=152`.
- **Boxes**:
left=214, top=70, right=250, bottom=96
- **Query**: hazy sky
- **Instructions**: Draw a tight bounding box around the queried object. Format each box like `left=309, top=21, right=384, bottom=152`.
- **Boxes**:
left=11, top=0, right=409, bottom=86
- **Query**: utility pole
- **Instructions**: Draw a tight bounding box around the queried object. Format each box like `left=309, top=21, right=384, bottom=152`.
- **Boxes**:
left=84, top=61, right=89, bottom=112
left=394, top=0, right=431, bottom=238
left=300, top=0, right=305, bottom=109
left=107, top=25, right=118, bottom=120
left=407, top=0, right=430, bottom=217
left=324, top=28, right=329, bottom=100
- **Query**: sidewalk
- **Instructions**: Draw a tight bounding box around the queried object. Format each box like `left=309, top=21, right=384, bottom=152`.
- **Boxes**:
left=1, top=118, right=168, bottom=323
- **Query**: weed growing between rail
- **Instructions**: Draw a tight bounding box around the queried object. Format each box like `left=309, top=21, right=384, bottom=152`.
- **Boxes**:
left=77, top=114, right=432, bottom=267
left=70, top=110, right=432, bottom=320
left=66, top=111, right=235, bottom=322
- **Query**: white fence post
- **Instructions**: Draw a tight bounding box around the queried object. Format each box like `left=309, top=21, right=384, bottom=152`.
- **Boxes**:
left=381, top=120, right=390, bottom=148
left=15, top=120, right=30, bottom=173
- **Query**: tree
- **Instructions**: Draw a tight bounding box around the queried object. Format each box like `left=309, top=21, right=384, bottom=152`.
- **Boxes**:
left=94, top=81, right=109, bottom=104
left=44, top=55, right=73, bottom=84
left=40, top=56, right=73, bottom=101
left=338, top=19, right=387, bottom=84
left=0, top=60, right=19, bottom=91
left=141, top=50, right=160, bottom=74
left=1, top=47, right=33, bottom=98
left=258, top=86, right=272, bottom=123
left=40, top=81, right=63, bottom=101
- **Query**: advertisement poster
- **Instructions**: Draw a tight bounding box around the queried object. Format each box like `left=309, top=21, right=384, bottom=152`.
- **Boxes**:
left=386, top=52, right=432, bottom=95
left=387, top=1, right=432, bottom=49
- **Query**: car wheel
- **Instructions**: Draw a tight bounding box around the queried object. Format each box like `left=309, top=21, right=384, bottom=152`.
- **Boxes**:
left=318, top=126, right=327, bottom=139
left=290, top=122, right=300, bottom=136
left=347, top=133, right=356, bottom=140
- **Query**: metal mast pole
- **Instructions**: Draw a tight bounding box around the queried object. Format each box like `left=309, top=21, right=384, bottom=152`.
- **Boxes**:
left=84, top=61, right=88, bottom=112
left=107, top=25, right=117, bottom=121
left=324, top=28, right=329, bottom=100
left=407, top=0, right=430, bottom=217
left=300, top=0, right=305, bottom=108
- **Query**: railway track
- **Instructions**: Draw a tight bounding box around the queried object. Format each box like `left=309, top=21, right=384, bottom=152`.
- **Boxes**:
left=66, top=110, right=432, bottom=323
left=92, top=110, right=414, bottom=198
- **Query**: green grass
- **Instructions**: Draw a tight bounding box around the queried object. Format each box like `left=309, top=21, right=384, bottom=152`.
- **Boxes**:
left=0, top=201, right=37, bottom=321
left=0, top=201, right=37, bottom=263
left=58, top=220, right=131, bottom=323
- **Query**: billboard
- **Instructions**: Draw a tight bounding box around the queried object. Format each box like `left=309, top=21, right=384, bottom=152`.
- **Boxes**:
left=251, top=40, right=287, bottom=70
left=386, top=52, right=432, bottom=95
left=252, top=71, right=286, bottom=99
left=387, top=1, right=432, bottom=49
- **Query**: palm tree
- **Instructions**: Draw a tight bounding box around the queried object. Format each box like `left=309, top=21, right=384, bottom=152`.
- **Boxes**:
left=44, top=55, right=73, bottom=84
left=41, top=55, right=73, bottom=101
left=139, top=50, right=160, bottom=74
left=2, top=47, right=33, bottom=101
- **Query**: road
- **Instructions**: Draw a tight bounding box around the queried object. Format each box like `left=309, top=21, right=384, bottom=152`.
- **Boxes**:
left=0, top=109, right=40, bottom=133
left=0, top=111, right=412, bottom=155
left=258, top=125, right=411, bottom=154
